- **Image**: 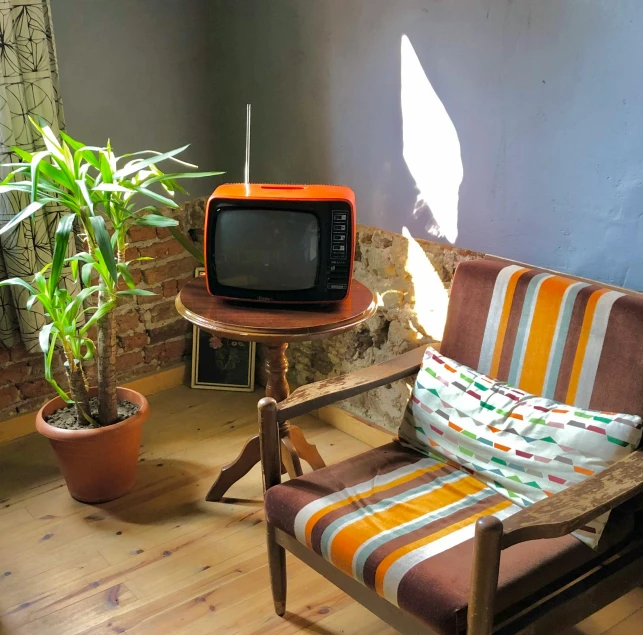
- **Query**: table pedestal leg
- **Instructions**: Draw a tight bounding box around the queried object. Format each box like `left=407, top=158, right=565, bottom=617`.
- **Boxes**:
left=205, top=342, right=326, bottom=502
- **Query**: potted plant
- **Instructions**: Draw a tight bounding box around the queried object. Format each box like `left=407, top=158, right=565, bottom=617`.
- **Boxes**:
left=0, top=118, right=219, bottom=503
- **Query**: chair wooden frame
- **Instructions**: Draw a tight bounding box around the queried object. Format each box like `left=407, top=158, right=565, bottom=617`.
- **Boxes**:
left=259, top=346, right=643, bottom=634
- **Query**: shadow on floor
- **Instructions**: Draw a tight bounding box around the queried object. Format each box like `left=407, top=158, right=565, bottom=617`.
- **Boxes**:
left=282, top=612, right=339, bottom=635
left=217, top=496, right=264, bottom=507
left=0, top=433, right=61, bottom=503
left=96, top=458, right=212, bottom=525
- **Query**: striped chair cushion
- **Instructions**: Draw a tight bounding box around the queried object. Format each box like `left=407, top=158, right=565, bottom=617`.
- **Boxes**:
left=265, top=442, right=608, bottom=634
left=441, top=260, right=643, bottom=417
left=399, top=347, right=642, bottom=548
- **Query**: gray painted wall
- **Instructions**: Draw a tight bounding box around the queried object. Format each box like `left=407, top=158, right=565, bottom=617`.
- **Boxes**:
left=210, top=0, right=643, bottom=290
left=51, top=0, right=223, bottom=199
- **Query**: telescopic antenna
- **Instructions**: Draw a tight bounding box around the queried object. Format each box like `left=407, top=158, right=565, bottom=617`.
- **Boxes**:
left=244, top=104, right=251, bottom=187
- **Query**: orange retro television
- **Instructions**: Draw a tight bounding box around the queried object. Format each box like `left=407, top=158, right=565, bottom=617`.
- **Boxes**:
left=203, top=183, right=356, bottom=303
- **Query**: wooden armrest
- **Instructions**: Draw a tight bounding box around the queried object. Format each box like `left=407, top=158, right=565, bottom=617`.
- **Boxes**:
left=502, top=450, right=643, bottom=549
left=277, top=346, right=427, bottom=422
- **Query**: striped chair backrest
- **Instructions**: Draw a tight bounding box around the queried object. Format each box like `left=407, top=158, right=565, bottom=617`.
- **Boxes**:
left=440, top=259, right=643, bottom=416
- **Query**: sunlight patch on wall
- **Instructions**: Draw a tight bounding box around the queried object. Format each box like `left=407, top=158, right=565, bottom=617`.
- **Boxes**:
left=403, top=226, right=449, bottom=342
left=401, top=35, right=463, bottom=244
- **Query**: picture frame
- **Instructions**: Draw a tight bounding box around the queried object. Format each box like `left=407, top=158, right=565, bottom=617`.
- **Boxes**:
left=190, top=268, right=256, bottom=391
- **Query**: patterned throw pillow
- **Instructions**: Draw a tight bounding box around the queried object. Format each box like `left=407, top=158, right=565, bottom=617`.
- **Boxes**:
left=399, top=347, right=642, bottom=548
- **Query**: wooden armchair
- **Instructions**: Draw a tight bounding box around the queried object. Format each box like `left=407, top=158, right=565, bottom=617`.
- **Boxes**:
left=259, top=259, right=643, bottom=634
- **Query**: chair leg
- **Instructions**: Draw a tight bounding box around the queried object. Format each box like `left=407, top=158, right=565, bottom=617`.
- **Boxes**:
left=267, top=524, right=287, bottom=616
left=259, top=398, right=287, bottom=616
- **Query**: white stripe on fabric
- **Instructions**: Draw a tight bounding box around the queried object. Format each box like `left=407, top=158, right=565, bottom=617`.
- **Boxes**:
left=508, top=273, right=551, bottom=386
left=381, top=504, right=520, bottom=606
left=477, top=265, right=525, bottom=375
left=542, top=282, right=589, bottom=399
left=574, top=290, right=625, bottom=408
left=293, top=457, right=438, bottom=543
left=322, top=470, right=469, bottom=561
left=351, top=487, right=497, bottom=583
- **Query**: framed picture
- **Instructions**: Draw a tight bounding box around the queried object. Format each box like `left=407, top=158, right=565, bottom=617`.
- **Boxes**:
left=190, top=268, right=256, bottom=391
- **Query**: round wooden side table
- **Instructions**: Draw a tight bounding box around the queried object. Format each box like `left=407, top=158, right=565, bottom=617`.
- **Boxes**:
left=176, top=277, right=377, bottom=501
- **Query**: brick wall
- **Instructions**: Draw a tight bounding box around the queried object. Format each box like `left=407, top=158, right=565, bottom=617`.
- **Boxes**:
left=0, top=199, right=206, bottom=423
left=0, top=194, right=483, bottom=435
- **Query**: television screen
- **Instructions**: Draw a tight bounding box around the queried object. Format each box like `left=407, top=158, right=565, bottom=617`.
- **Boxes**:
left=214, top=209, right=320, bottom=291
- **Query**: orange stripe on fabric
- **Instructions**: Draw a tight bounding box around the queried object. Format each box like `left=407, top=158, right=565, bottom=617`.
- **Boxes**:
left=374, top=498, right=514, bottom=596
left=518, top=276, right=578, bottom=395
left=565, top=288, right=611, bottom=405
left=304, top=461, right=446, bottom=547
left=489, top=268, right=529, bottom=377
left=330, top=475, right=488, bottom=574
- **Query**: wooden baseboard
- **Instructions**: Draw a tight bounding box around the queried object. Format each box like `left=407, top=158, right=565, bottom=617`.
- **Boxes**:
left=0, top=364, right=188, bottom=445
left=123, top=364, right=188, bottom=396
left=316, top=405, right=395, bottom=448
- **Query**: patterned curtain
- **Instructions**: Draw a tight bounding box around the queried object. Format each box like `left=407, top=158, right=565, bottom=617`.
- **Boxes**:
left=0, top=0, right=78, bottom=352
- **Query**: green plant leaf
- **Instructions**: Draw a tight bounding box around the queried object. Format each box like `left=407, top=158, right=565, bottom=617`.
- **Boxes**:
left=93, top=183, right=133, bottom=194
left=66, top=252, right=96, bottom=264
left=30, top=117, right=65, bottom=161
left=169, top=226, right=204, bottom=264
left=80, top=150, right=100, bottom=169
left=134, top=214, right=179, bottom=228
left=30, top=150, right=53, bottom=202
left=44, top=329, right=58, bottom=377
left=12, top=147, right=33, bottom=162
left=33, top=271, right=47, bottom=294
left=116, top=262, right=135, bottom=289
left=44, top=335, right=73, bottom=404
left=81, top=261, right=94, bottom=286
left=49, top=214, right=75, bottom=295
left=0, top=201, right=45, bottom=235
left=79, top=298, right=116, bottom=334
left=39, top=322, right=55, bottom=354
left=76, top=179, right=94, bottom=214
left=116, top=288, right=156, bottom=297
left=88, top=216, right=118, bottom=285
left=98, top=151, right=113, bottom=184
left=0, top=277, right=38, bottom=295
left=113, top=145, right=190, bottom=179
left=26, top=295, right=39, bottom=311
left=59, top=130, right=84, bottom=151
left=131, top=186, right=179, bottom=208
left=38, top=160, right=76, bottom=193
left=132, top=205, right=161, bottom=215
left=65, top=284, right=100, bottom=319
left=119, top=148, right=197, bottom=168
left=142, top=171, right=223, bottom=188
left=81, top=338, right=95, bottom=360
left=0, top=183, right=32, bottom=194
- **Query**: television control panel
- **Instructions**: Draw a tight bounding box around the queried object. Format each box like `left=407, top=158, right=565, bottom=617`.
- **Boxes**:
left=326, top=209, right=351, bottom=291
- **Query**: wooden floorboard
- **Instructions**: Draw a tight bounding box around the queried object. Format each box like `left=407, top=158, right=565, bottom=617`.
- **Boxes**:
left=0, top=385, right=640, bottom=634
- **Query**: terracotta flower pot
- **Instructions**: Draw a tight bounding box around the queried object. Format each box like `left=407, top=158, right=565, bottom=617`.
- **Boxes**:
left=36, top=387, right=149, bottom=504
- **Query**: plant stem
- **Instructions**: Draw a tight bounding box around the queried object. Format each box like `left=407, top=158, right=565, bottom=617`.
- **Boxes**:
left=97, top=289, right=119, bottom=425
left=63, top=350, right=91, bottom=425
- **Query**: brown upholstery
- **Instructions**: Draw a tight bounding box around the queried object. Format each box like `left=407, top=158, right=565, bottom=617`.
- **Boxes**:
left=266, top=442, right=631, bottom=634
left=441, top=260, right=643, bottom=417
